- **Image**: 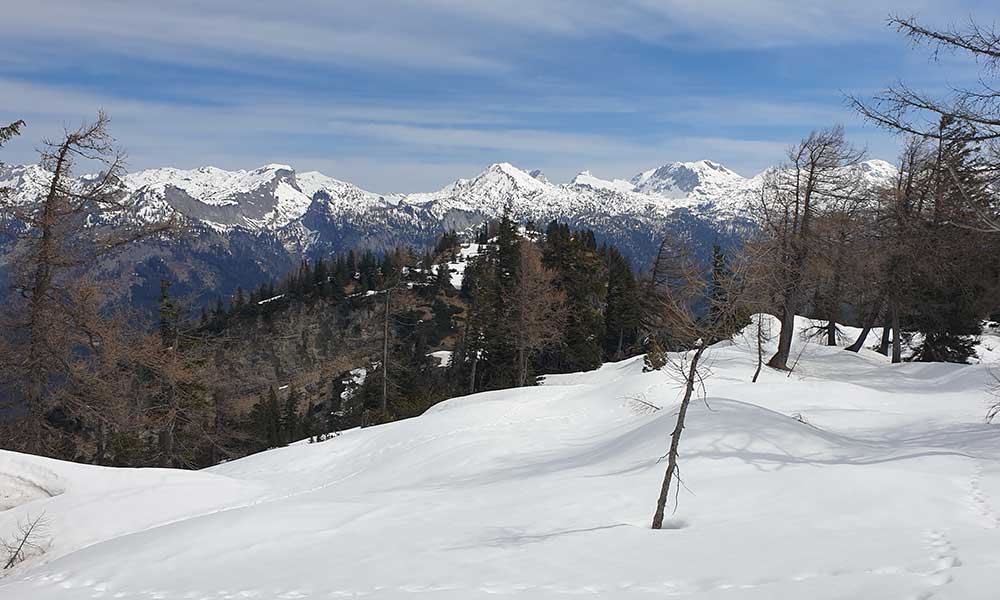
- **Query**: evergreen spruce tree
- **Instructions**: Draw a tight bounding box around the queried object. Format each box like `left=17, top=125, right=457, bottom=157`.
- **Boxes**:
left=250, top=387, right=282, bottom=449
left=232, top=287, right=246, bottom=315
left=0, top=119, right=24, bottom=150
left=706, top=245, right=746, bottom=342
left=482, top=211, right=521, bottom=388
left=455, top=251, right=495, bottom=393
left=602, top=246, right=641, bottom=361
left=313, top=257, right=328, bottom=297
left=909, top=117, right=989, bottom=363
left=543, top=224, right=606, bottom=372
left=282, top=386, right=301, bottom=444
left=434, top=262, right=453, bottom=294
left=430, top=299, right=460, bottom=345
left=158, top=280, right=180, bottom=349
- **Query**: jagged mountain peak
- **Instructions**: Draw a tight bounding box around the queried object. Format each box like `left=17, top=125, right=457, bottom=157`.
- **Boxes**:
left=3, top=157, right=901, bottom=238
left=0, top=156, right=794, bottom=310
left=125, top=163, right=297, bottom=197
left=117, top=164, right=310, bottom=231
left=475, top=162, right=551, bottom=190
left=259, top=163, right=294, bottom=173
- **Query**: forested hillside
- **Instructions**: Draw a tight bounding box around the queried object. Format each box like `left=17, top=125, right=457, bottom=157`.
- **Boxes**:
left=3, top=104, right=1000, bottom=471
left=1, top=161, right=656, bottom=468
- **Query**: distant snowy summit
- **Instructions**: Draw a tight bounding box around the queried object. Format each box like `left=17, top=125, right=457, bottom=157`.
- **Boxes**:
left=0, top=158, right=895, bottom=238
left=0, top=157, right=898, bottom=311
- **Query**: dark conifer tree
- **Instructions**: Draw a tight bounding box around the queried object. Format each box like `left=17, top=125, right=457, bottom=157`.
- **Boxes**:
left=909, top=117, right=991, bottom=363
left=282, top=386, right=301, bottom=443
left=434, top=261, right=453, bottom=294
left=435, top=230, right=460, bottom=253
left=603, top=246, right=641, bottom=361
left=706, top=245, right=747, bottom=342
left=313, top=257, right=328, bottom=296
left=232, top=287, right=246, bottom=315
left=543, top=225, right=606, bottom=372
left=158, top=280, right=180, bottom=349
left=250, top=387, right=282, bottom=449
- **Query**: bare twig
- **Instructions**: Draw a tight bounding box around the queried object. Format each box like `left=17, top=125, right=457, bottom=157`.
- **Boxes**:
left=2, top=512, right=49, bottom=570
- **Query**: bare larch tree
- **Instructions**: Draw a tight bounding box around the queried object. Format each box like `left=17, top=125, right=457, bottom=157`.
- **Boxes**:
left=751, top=126, right=866, bottom=370
left=0, top=112, right=174, bottom=455
left=647, top=233, right=750, bottom=529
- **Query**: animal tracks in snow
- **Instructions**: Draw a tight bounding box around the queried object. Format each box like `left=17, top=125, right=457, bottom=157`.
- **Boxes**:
left=969, top=462, right=1000, bottom=529
left=15, top=565, right=963, bottom=599
left=911, top=529, right=962, bottom=599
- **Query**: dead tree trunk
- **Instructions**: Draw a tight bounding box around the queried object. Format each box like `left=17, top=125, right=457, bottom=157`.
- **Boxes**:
left=381, top=287, right=390, bottom=413
left=752, top=314, right=765, bottom=383
left=825, top=319, right=838, bottom=346
left=845, top=325, right=871, bottom=352
left=516, top=347, right=528, bottom=388
left=846, top=301, right=885, bottom=353
left=890, top=304, right=902, bottom=363
left=468, top=356, right=478, bottom=394
left=767, top=304, right=796, bottom=370
left=22, top=141, right=73, bottom=453
left=652, top=345, right=706, bottom=529
left=95, top=420, right=107, bottom=466
left=878, top=321, right=891, bottom=356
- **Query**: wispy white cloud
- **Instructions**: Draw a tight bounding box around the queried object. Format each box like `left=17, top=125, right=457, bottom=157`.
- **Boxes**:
left=1, top=76, right=814, bottom=192
left=3, top=1, right=984, bottom=191
left=5, top=0, right=995, bottom=78
left=1, top=1, right=509, bottom=74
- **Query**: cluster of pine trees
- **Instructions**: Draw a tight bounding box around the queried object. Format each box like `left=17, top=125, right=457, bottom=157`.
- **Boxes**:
left=137, top=217, right=653, bottom=464
left=450, top=215, right=643, bottom=394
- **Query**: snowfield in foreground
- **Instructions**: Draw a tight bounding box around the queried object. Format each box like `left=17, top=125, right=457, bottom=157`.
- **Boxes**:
left=2, top=317, right=999, bottom=599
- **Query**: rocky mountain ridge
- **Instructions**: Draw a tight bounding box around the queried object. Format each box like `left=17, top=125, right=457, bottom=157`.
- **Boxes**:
left=0, top=158, right=896, bottom=310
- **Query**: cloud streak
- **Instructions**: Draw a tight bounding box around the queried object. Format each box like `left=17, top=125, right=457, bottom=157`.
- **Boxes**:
left=4, top=1, right=998, bottom=190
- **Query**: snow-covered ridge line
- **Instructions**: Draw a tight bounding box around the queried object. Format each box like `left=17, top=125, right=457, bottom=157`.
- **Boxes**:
left=0, top=158, right=897, bottom=238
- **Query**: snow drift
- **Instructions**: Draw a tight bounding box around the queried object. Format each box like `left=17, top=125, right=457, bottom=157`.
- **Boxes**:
left=1, top=316, right=999, bottom=599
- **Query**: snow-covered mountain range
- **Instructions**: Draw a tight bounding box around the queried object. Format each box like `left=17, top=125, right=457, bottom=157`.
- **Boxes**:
left=0, top=158, right=816, bottom=234
left=0, top=158, right=896, bottom=308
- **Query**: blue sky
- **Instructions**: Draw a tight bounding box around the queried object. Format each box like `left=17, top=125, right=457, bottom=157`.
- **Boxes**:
left=1, top=1, right=997, bottom=193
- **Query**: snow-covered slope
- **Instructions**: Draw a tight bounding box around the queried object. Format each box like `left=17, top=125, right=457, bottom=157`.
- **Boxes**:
left=2, top=316, right=998, bottom=599
left=406, top=159, right=780, bottom=223
left=296, top=170, right=386, bottom=216
left=123, top=164, right=315, bottom=231
left=569, top=170, right=636, bottom=194
left=631, top=159, right=745, bottom=199
left=0, top=164, right=54, bottom=207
